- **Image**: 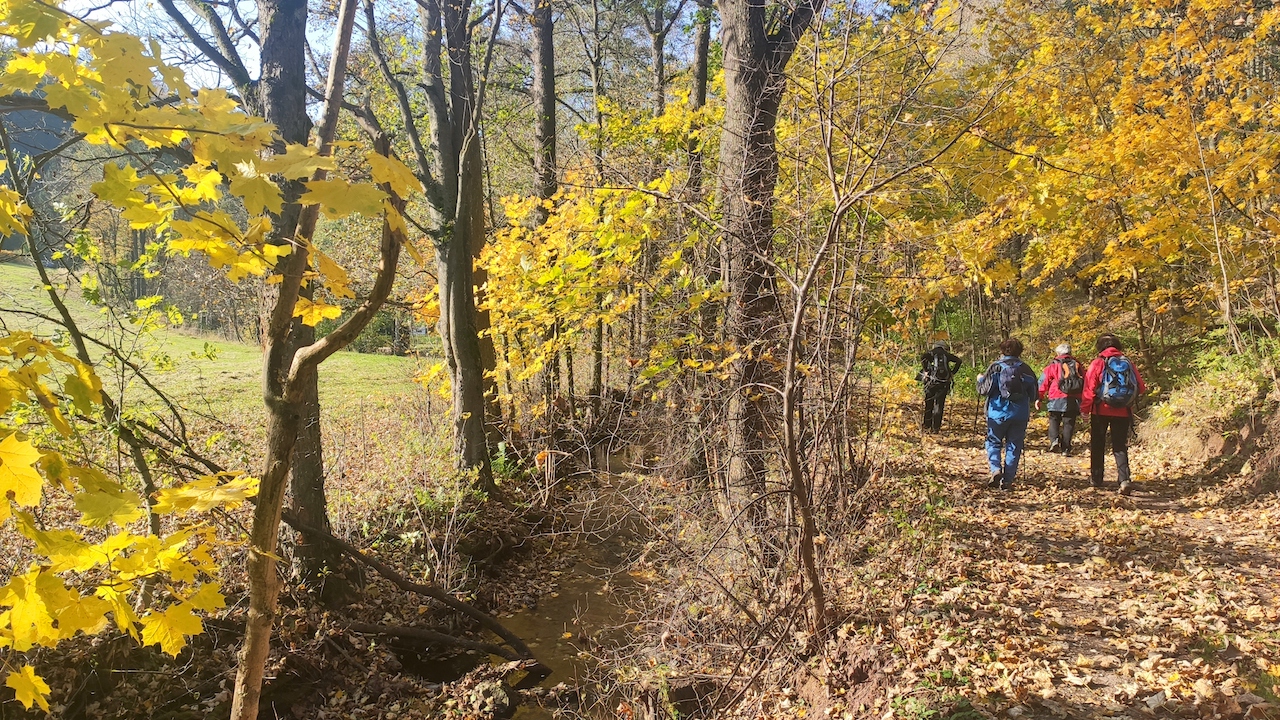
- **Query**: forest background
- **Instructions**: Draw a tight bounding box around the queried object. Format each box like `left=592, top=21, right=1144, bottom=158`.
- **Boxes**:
left=0, top=0, right=1279, bottom=717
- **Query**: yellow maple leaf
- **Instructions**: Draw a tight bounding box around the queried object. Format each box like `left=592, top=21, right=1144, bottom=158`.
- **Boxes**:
left=313, top=250, right=354, bottom=299
left=0, top=567, right=58, bottom=652
left=140, top=602, right=203, bottom=656
left=260, top=143, right=336, bottom=179
left=53, top=589, right=111, bottom=639
left=6, top=0, right=65, bottom=47
left=367, top=152, right=424, bottom=198
left=73, top=473, right=144, bottom=528
left=292, top=297, right=343, bottom=326
left=186, top=582, right=226, bottom=612
left=230, top=170, right=283, bottom=216
left=152, top=473, right=259, bottom=515
left=5, top=666, right=50, bottom=712
left=299, top=179, right=387, bottom=218
left=0, top=433, right=44, bottom=522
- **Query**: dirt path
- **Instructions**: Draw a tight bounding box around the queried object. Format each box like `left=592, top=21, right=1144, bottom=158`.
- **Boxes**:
left=884, top=411, right=1280, bottom=719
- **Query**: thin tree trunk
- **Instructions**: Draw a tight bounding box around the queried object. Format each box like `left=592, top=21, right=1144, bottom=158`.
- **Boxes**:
left=688, top=1, right=711, bottom=193
left=531, top=0, right=557, bottom=219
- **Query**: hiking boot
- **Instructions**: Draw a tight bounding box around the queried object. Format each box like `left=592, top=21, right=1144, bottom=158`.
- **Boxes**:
left=1118, top=481, right=1132, bottom=496
left=1048, top=439, right=1062, bottom=454
left=1090, top=478, right=1105, bottom=489
left=999, top=482, right=1014, bottom=493
left=988, top=472, right=1003, bottom=489
left=1062, top=446, right=1072, bottom=457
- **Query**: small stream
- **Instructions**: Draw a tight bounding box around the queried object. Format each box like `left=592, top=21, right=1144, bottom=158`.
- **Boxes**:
left=406, top=458, right=647, bottom=717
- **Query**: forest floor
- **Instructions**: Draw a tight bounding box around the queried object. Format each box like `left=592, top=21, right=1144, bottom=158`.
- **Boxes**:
left=837, top=407, right=1280, bottom=720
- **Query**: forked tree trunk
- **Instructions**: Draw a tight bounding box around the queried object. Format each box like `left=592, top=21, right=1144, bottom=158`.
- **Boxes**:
left=715, top=0, right=822, bottom=534
left=231, top=0, right=366, bottom=716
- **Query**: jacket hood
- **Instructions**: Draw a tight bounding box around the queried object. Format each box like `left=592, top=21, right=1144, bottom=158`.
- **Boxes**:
left=1098, top=347, right=1125, bottom=358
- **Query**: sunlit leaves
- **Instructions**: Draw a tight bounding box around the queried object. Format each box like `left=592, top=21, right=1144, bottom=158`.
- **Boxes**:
left=0, top=332, right=252, bottom=707
left=293, top=297, right=344, bottom=326
left=5, top=666, right=50, bottom=711
left=300, top=179, right=388, bottom=218
left=152, top=472, right=259, bottom=514
left=367, top=151, right=424, bottom=198
left=0, top=434, right=44, bottom=523
left=140, top=602, right=204, bottom=656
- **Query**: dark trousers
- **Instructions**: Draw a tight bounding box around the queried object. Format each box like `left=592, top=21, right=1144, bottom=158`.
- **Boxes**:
left=923, top=385, right=949, bottom=431
left=1089, top=414, right=1132, bottom=486
left=1048, top=411, right=1076, bottom=451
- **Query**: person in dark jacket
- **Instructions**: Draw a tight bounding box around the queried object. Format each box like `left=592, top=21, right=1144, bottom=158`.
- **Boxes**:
left=918, top=341, right=962, bottom=432
left=1081, top=334, right=1147, bottom=494
left=1036, top=343, right=1084, bottom=455
left=977, top=337, right=1038, bottom=491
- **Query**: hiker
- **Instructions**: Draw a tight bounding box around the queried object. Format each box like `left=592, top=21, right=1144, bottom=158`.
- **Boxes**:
left=1081, top=334, right=1146, bottom=494
left=1036, top=343, right=1084, bottom=455
left=977, top=337, right=1039, bottom=491
left=918, top=341, right=962, bottom=432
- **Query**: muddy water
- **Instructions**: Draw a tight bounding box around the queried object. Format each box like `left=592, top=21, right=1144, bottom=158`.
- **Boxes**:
left=504, top=470, right=645, bottom=718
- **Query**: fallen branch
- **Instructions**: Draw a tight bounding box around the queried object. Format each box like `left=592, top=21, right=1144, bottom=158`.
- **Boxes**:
left=280, top=508, right=537, bottom=661
left=342, top=621, right=523, bottom=662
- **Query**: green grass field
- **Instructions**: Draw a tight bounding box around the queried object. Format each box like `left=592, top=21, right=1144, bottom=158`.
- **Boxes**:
left=0, top=260, right=421, bottom=418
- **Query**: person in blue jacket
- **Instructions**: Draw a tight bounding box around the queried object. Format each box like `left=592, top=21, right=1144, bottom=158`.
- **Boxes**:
left=976, top=337, right=1039, bottom=492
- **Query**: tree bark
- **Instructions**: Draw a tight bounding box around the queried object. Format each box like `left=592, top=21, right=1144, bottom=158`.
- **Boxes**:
left=715, top=0, right=822, bottom=533
left=231, top=0, right=365, bottom=716
left=688, top=1, right=711, bottom=192
left=531, top=0, right=557, bottom=221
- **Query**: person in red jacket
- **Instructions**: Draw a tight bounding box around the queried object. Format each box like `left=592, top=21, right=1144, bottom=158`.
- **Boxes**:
left=1081, top=334, right=1146, bottom=494
left=1035, top=343, right=1084, bottom=455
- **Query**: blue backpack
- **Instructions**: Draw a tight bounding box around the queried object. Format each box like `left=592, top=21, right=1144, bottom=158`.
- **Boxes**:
left=1099, top=355, right=1137, bottom=408
left=979, top=359, right=1033, bottom=402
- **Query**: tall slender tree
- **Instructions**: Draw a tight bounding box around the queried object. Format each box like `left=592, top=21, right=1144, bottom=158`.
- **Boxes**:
left=365, top=0, right=504, bottom=490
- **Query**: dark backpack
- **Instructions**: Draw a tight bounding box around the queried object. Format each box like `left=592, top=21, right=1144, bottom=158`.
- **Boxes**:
left=1098, top=355, right=1137, bottom=408
left=979, top=359, right=1033, bottom=402
left=1056, top=358, right=1084, bottom=395
left=923, top=349, right=953, bottom=387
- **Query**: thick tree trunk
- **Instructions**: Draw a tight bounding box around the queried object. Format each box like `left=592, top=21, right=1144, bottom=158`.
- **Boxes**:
left=438, top=233, right=495, bottom=490
left=290, top=352, right=336, bottom=592
left=718, top=7, right=783, bottom=522
left=715, top=0, right=822, bottom=536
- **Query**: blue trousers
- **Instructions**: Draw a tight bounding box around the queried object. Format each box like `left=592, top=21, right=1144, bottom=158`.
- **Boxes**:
left=986, top=415, right=1028, bottom=486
